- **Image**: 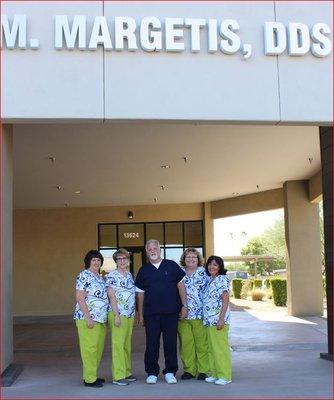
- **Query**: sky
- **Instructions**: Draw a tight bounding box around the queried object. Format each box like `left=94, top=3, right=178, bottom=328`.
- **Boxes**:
left=214, top=208, right=284, bottom=257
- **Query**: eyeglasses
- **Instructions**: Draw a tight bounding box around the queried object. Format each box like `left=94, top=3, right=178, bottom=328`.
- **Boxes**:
left=116, top=257, right=128, bottom=262
left=185, top=256, right=198, bottom=260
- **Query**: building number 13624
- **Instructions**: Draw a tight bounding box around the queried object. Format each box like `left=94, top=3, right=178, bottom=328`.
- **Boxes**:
left=124, top=232, right=139, bottom=239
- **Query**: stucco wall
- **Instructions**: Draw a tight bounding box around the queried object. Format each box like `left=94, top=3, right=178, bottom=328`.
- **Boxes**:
left=284, top=180, right=323, bottom=316
left=211, top=188, right=284, bottom=219
left=2, top=1, right=332, bottom=123
left=308, top=170, right=322, bottom=203
left=13, top=203, right=202, bottom=316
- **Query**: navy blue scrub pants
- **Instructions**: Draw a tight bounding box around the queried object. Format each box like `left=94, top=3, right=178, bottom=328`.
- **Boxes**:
left=144, top=313, right=179, bottom=376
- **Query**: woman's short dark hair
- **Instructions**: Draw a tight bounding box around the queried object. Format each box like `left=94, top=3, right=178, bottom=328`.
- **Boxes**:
left=84, top=250, right=104, bottom=269
left=205, top=255, right=227, bottom=276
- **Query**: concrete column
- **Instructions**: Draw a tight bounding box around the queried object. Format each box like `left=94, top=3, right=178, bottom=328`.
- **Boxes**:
left=319, top=126, right=332, bottom=360
left=1, top=125, right=13, bottom=373
left=283, top=180, right=323, bottom=316
left=203, top=202, right=214, bottom=258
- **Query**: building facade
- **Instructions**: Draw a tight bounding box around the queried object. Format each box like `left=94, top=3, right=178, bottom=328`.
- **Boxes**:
left=1, top=1, right=333, bottom=374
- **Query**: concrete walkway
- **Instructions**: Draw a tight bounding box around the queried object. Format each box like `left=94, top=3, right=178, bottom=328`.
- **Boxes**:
left=2, top=309, right=332, bottom=399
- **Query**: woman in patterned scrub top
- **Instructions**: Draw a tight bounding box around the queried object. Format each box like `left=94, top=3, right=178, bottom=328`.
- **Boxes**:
left=203, top=255, right=232, bottom=386
left=74, top=250, right=108, bottom=388
left=106, top=248, right=137, bottom=386
left=178, top=248, right=209, bottom=381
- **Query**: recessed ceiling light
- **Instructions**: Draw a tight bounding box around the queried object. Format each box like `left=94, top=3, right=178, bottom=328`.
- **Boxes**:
left=48, top=156, right=56, bottom=163
left=256, top=185, right=260, bottom=190
left=232, top=192, right=239, bottom=196
left=56, top=185, right=62, bottom=190
left=308, top=157, right=313, bottom=164
left=153, top=197, right=158, bottom=202
left=161, top=164, right=170, bottom=169
left=74, top=190, right=81, bottom=194
left=183, top=156, right=189, bottom=163
left=160, top=185, right=167, bottom=191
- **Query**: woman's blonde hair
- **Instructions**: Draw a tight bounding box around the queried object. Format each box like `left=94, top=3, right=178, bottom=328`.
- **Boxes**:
left=180, top=248, right=204, bottom=267
left=113, top=248, right=131, bottom=262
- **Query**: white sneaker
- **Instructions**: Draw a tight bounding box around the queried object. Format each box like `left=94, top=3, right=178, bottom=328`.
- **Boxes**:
left=164, top=373, right=177, bottom=384
left=205, top=376, right=217, bottom=383
left=146, top=375, right=158, bottom=384
left=215, top=378, right=232, bottom=385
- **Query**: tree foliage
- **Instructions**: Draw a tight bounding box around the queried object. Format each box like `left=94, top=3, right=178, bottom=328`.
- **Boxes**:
left=240, top=206, right=324, bottom=276
left=260, top=217, right=286, bottom=268
left=241, top=212, right=286, bottom=276
left=319, top=201, right=325, bottom=268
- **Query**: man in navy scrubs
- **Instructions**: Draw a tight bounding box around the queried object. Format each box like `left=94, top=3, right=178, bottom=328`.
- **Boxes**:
left=135, top=239, right=188, bottom=384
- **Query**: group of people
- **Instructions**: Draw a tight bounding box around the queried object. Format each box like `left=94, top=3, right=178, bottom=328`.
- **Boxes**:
left=74, top=239, right=232, bottom=388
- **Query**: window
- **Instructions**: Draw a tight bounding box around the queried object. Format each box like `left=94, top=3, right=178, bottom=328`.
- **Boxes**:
left=184, top=221, right=203, bottom=247
left=118, top=223, right=144, bottom=247
left=99, top=224, right=117, bottom=248
left=165, top=222, right=183, bottom=247
left=98, top=220, right=204, bottom=268
left=146, top=223, right=164, bottom=244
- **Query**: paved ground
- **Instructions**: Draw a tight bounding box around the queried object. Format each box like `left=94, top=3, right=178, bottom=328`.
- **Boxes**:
left=230, top=297, right=288, bottom=313
left=2, top=305, right=332, bottom=399
left=230, top=295, right=327, bottom=316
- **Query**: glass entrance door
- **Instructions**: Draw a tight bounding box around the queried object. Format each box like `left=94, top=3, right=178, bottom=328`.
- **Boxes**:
left=127, top=247, right=146, bottom=277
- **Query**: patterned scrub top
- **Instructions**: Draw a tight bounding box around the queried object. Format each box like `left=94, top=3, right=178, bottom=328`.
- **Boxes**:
left=105, top=270, right=136, bottom=318
left=183, top=266, right=209, bottom=319
left=74, top=269, right=108, bottom=323
left=203, top=275, right=231, bottom=326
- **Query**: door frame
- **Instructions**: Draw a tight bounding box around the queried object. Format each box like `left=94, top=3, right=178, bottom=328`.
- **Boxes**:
left=126, top=246, right=146, bottom=275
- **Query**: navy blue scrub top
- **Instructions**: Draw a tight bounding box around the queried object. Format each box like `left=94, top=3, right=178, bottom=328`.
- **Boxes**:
left=135, top=259, right=185, bottom=316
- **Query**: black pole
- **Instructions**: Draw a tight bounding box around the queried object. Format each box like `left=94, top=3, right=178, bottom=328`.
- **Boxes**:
left=319, top=127, right=333, bottom=361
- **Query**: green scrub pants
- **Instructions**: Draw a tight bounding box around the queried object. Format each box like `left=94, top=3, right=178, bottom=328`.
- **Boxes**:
left=207, top=324, right=232, bottom=380
left=178, top=319, right=209, bottom=376
left=108, top=312, right=134, bottom=381
left=76, top=319, right=106, bottom=383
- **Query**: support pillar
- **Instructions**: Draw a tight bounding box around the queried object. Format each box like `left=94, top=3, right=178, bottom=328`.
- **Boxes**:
left=1, top=125, right=13, bottom=373
left=283, top=180, right=323, bottom=316
left=203, top=202, right=214, bottom=258
left=319, top=127, right=333, bottom=361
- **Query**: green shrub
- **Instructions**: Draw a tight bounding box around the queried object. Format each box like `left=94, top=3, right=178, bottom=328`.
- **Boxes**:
left=270, top=278, right=287, bottom=306
left=232, top=279, right=243, bottom=299
left=253, top=279, right=262, bottom=289
left=264, top=278, right=272, bottom=289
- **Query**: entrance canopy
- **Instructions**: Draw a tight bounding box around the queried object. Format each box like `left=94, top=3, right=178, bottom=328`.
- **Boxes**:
left=13, top=123, right=320, bottom=210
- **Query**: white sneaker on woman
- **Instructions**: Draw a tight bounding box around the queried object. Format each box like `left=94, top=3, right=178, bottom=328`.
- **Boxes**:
left=205, top=376, right=217, bottom=383
left=164, top=373, right=177, bottom=384
left=215, top=378, right=232, bottom=385
left=146, top=375, right=158, bottom=384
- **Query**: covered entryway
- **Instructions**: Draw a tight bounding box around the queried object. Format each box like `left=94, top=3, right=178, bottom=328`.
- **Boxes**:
left=1, top=0, right=332, bottom=391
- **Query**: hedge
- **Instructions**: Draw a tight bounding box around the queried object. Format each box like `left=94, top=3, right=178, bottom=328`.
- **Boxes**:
left=232, top=279, right=243, bottom=299
left=246, top=279, right=262, bottom=289
left=270, top=278, right=287, bottom=306
left=264, top=278, right=271, bottom=289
